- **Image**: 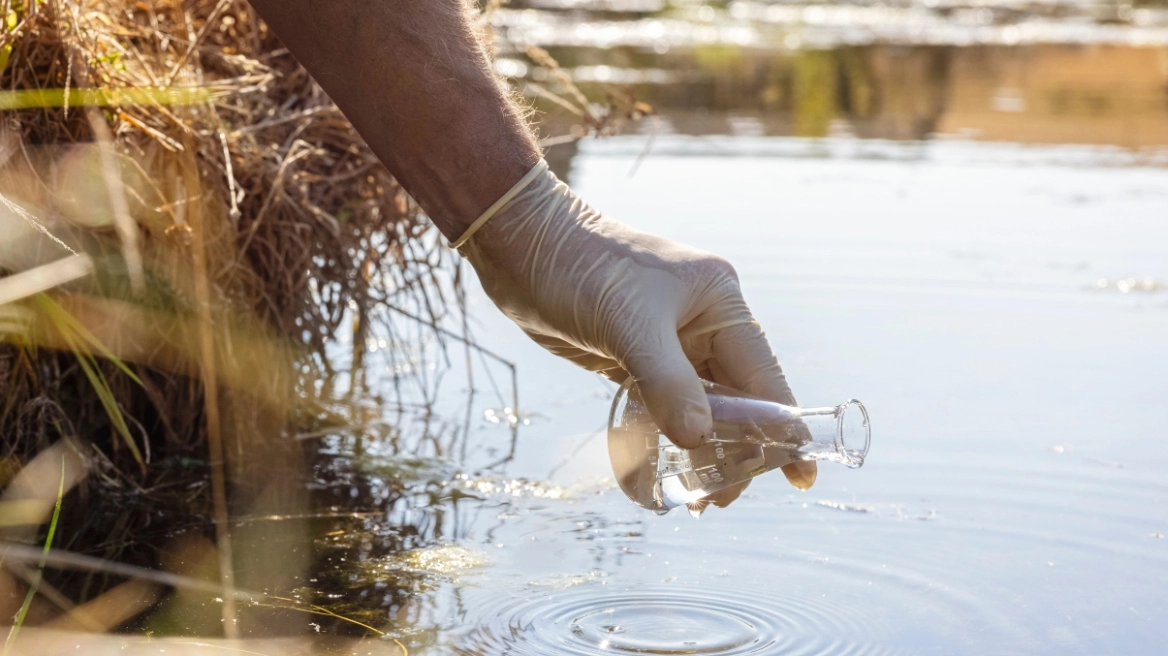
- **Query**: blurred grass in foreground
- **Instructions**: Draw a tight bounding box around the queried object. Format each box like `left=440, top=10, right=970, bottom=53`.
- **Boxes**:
left=0, top=87, right=220, bottom=110
left=0, top=0, right=461, bottom=652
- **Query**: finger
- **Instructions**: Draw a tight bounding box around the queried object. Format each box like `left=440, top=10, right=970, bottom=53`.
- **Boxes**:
left=781, top=462, right=817, bottom=490
left=711, top=321, right=795, bottom=405
left=712, top=321, right=818, bottom=488
left=624, top=329, right=711, bottom=449
left=706, top=357, right=734, bottom=389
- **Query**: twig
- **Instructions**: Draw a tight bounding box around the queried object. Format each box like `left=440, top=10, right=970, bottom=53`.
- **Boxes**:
left=219, top=130, right=241, bottom=220
left=0, top=543, right=261, bottom=601
left=163, top=0, right=233, bottom=86
left=87, top=110, right=145, bottom=294
left=0, top=255, right=92, bottom=307
left=629, top=115, right=661, bottom=178
left=185, top=150, right=239, bottom=640
left=0, top=194, right=77, bottom=256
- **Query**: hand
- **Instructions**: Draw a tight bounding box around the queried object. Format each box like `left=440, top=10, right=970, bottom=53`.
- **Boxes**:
left=458, top=161, right=816, bottom=491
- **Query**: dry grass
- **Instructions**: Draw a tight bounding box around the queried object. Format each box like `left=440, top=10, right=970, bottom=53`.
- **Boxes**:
left=0, top=0, right=464, bottom=645
left=0, top=0, right=459, bottom=469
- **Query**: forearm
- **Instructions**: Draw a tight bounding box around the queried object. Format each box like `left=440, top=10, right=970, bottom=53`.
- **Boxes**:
left=246, top=0, right=541, bottom=239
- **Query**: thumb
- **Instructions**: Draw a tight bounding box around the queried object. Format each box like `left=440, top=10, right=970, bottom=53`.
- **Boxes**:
left=624, top=330, right=711, bottom=450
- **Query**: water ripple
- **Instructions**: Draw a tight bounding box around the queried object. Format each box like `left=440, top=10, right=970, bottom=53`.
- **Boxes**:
left=454, top=584, right=906, bottom=656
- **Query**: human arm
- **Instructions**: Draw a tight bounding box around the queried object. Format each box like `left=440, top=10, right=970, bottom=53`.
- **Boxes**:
left=245, top=0, right=539, bottom=239
left=245, top=0, right=816, bottom=491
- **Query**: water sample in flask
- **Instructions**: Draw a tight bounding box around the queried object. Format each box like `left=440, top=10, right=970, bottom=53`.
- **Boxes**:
left=608, top=378, right=870, bottom=513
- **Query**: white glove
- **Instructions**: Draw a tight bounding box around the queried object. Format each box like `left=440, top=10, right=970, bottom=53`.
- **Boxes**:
left=456, top=160, right=815, bottom=489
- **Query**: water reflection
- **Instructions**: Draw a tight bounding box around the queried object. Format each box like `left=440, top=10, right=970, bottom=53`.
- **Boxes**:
left=526, top=43, right=1168, bottom=150
left=208, top=425, right=627, bottom=648
left=499, top=2, right=1168, bottom=153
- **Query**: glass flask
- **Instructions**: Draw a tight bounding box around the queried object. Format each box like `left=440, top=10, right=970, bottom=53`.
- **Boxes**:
left=607, top=378, right=871, bottom=512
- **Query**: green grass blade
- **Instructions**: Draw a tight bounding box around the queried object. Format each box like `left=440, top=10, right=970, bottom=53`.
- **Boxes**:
left=72, top=349, right=144, bottom=468
left=32, top=295, right=145, bottom=468
left=0, top=86, right=218, bottom=110
left=2, top=457, right=66, bottom=654
left=0, top=11, right=17, bottom=77
left=33, top=295, right=143, bottom=385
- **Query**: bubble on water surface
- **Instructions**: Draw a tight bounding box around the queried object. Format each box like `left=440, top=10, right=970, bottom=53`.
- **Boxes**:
left=453, top=584, right=904, bottom=655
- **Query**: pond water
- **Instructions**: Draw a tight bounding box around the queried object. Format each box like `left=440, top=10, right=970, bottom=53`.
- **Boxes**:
left=302, top=134, right=1168, bottom=655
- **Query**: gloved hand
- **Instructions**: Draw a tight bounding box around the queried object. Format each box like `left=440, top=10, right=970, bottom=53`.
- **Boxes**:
left=456, top=160, right=816, bottom=493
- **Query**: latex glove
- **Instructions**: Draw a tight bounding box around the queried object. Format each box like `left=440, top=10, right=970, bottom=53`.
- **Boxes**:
left=456, top=161, right=816, bottom=492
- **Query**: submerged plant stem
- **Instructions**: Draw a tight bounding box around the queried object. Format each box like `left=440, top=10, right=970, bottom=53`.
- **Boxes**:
left=188, top=160, right=239, bottom=640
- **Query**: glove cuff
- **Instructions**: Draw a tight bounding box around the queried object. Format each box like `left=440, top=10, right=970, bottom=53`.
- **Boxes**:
left=450, top=159, right=549, bottom=249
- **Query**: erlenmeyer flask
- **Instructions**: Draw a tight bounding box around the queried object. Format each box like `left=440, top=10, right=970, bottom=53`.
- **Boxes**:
left=607, top=378, right=870, bottom=512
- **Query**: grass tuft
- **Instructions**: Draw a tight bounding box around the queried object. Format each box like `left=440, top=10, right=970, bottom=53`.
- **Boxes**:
left=31, top=294, right=145, bottom=470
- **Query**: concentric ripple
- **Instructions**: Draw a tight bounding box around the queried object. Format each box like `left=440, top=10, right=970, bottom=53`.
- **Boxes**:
left=454, top=584, right=903, bottom=656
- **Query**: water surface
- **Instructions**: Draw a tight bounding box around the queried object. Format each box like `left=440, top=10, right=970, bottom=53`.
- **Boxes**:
left=305, top=135, right=1168, bottom=654
left=290, top=6, right=1168, bottom=652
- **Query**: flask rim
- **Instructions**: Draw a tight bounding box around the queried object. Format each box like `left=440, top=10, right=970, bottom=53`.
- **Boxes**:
left=834, top=399, right=871, bottom=467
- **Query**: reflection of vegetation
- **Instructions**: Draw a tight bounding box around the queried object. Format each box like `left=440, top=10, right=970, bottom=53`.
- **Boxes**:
left=693, top=44, right=743, bottom=70
left=533, top=41, right=1168, bottom=146
left=838, top=48, right=877, bottom=119
left=792, top=50, right=837, bottom=137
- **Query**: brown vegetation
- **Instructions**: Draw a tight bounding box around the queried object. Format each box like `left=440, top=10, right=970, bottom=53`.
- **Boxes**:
left=0, top=0, right=649, bottom=646
left=0, top=0, right=460, bottom=643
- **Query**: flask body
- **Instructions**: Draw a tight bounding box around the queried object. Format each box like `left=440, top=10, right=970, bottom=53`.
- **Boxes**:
left=607, top=379, right=869, bottom=511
